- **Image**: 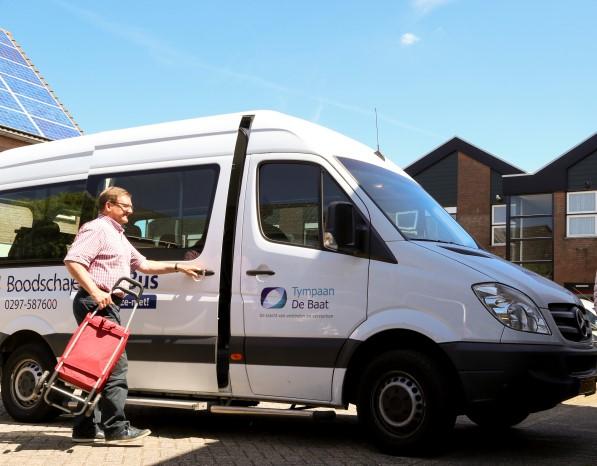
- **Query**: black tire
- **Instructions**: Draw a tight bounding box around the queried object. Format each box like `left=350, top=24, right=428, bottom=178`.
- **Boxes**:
left=467, top=406, right=529, bottom=429
left=357, top=350, right=456, bottom=456
left=1, top=344, right=61, bottom=422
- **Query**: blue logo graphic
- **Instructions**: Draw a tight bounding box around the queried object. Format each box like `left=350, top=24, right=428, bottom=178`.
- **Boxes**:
left=261, top=287, right=287, bottom=309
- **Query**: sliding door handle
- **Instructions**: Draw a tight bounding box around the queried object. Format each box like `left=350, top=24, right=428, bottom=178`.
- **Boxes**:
left=246, top=269, right=275, bottom=276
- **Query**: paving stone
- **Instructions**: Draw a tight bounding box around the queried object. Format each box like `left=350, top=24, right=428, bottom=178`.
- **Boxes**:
left=0, top=396, right=596, bottom=464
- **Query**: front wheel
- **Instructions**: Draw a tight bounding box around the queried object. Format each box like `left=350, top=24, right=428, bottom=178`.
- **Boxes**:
left=1, top=344, right=61, bottom=422
left=357, top=350, right=456, bottom=456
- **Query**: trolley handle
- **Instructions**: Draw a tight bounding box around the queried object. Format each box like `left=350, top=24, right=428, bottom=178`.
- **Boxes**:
left=112, top=277, right=144, bottom=303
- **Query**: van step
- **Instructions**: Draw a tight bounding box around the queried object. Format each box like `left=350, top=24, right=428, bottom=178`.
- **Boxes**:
left=125, top=397, right=336, bottom=420
left=126, top=396, right=207, bottom=410
left=208, top=404, right=336, bottom=420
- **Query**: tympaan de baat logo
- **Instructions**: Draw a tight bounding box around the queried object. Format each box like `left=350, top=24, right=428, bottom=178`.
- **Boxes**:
left=260, top=287, right=287, bottom=309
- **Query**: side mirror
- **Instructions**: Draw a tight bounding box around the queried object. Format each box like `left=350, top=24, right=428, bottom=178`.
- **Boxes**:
left=325, top=202, right=356, bottom=251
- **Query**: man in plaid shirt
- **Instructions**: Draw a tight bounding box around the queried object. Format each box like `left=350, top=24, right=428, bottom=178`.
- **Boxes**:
left=65, top=186, right=200, bottom=444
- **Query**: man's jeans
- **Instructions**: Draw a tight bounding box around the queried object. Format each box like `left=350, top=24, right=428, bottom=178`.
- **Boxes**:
left=72, top=290, right=129, bottom=436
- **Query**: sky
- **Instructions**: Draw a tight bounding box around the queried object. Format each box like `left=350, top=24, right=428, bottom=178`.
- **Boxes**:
left=2, top=0, right=596, bottom=172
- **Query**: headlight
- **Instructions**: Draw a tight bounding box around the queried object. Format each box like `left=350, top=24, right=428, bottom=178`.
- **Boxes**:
left=473, top=283, right=550, bottom=334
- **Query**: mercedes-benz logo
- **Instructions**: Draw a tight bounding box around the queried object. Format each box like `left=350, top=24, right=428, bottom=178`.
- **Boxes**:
left=575, top=307, right=592, bottom=340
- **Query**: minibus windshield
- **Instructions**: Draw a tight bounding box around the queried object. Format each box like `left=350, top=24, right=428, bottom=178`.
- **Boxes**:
left=339, top=157, right=477, bottom=248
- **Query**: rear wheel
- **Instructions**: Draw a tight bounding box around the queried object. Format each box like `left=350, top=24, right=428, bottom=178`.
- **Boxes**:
left=1, top=344, right=60, bottom=422
left=357, top=350, right=456, bottom=456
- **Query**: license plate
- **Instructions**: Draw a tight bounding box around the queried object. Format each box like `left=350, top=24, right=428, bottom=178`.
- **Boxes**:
left=579, top=376, right=597, bottom=396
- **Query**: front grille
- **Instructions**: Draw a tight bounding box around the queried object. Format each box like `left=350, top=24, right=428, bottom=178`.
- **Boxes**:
left=548, top=303, right=593, bottom=342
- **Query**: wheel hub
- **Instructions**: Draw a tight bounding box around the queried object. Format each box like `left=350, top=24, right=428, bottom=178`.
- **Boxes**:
left=12, top=359, right=43, bottom=407
left=378, top=374, right=425, bottom=429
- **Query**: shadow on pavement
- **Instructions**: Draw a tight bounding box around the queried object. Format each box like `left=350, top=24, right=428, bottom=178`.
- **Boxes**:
left=0, top=403, right=596, bottom=464
left=123, top=404, right=597, bottom=465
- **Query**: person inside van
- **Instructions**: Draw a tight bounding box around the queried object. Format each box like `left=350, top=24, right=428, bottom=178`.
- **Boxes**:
left=64, top=186, right=201, bottom=444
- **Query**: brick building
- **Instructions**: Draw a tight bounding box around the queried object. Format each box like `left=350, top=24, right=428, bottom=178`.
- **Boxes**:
left=405, top=134, right=597, bottom=299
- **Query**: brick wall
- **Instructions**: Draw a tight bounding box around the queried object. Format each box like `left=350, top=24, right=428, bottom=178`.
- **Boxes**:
left=0, top=134, right=30, bottom=151
left=553, top=191, right=597, bottom=285
left=457, top=152, right=492, bottom=250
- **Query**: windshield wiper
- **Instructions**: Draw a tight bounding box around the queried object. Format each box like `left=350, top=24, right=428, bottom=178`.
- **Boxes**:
left=408, top=238, right=462, bottom=246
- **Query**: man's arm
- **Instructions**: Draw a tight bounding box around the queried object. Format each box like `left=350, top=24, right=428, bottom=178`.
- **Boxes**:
left=137, top=260, right=201, bottom=279
left=64, top=260, right=112, bottom=309
left=65, top=260, right=113, bottom=309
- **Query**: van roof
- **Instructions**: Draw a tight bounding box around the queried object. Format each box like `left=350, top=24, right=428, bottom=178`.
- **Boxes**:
left=0, top=110, right=405, bottom=190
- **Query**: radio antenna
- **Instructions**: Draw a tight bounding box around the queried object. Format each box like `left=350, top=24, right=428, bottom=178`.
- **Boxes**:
left=374, top=108, right=385, bottom=160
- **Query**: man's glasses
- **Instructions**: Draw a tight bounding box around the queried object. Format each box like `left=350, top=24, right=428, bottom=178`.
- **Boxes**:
left=110, top=201, right=134, bottom=212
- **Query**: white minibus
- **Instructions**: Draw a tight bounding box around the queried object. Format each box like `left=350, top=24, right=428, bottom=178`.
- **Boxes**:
left=0, top=111, right=595, bottom=454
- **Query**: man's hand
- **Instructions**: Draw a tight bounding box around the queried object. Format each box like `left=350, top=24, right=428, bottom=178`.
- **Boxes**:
left=137, top=260, right=208, bottom=280
left=91, top=289, right=113, bottom=309
left=177, top=263, right=203, bottom=280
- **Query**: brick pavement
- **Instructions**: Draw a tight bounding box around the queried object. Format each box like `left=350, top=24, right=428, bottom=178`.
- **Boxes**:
left=0, top=394, right=595, bottom=465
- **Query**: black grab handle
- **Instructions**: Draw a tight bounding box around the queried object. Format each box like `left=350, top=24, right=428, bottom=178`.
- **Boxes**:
left=112, top=277, right=144, bottom=302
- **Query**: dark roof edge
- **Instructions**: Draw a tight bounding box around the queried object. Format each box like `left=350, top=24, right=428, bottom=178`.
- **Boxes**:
left=405, top=136, right=525, bottom=176
left=503, top=132, right=597, bottom=195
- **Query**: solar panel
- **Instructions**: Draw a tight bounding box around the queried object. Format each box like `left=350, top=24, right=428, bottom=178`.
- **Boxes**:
left=0, top=29, right=81, bottom=140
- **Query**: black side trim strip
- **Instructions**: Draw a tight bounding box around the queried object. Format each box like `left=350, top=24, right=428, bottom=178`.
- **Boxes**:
left=0, top=332, right=8, bottom=363
left=41, top=333, right=357, bottom=368
left=230, top=336, right=354, bottom=368
left=45, top=334, right=216, bottom=364
left=217, top=115, right=254, bottom=387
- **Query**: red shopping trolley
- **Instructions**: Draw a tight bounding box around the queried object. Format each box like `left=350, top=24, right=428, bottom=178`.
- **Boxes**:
left=35, top=277, right=144, bottom=417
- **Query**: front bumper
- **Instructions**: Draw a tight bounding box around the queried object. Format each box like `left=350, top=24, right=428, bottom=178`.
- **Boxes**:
left=440, top=342, right=597, bottom=413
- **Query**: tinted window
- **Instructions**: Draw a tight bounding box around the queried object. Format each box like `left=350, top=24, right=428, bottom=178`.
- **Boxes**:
left=92, top=165, right=219, bottom=260
left=0, top=182, right=88, bottom=263
left=259, top=163, right=321, bottom=247
left=258, top=162, right=368, bottom=253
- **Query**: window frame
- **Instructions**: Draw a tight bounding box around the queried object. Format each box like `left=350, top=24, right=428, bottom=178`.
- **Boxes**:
left=0, top=179, right=91, bottom=267
left=86, top=163, right=220, bottom=261
left=567, top=214, right=597, bottom=238
left=256, top=159, right=377, bottom=259
left=256, top=160, right=324, bottom=251
left=567, top=191, right=597, bottom=238
left=491, top=204, right=507, bottom=246
left=507, top=193, right=554, bottom=280
left=444, top=206, right=457, bottom=219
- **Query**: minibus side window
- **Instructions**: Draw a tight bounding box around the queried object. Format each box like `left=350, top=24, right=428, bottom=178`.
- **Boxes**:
left=259, top=163, right=321, bottom=248
left=0, top=182, right=88, bottom=264
left=89, top=165, right=219, bottom=261
left=258, top=162, right=367, bottom=254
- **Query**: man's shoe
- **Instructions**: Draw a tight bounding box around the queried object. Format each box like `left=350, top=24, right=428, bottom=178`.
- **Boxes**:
left=72, top=428, right=105, bottom=444
left=105, top=426, right=151, bottom=443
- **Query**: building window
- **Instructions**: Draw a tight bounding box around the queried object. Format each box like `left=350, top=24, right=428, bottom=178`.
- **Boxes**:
left=567, top=191, right=597, bottom=237
left=444, top=206, right=457, bottom=219
left=508, top=194, right=553, bottom=279
left=491, top=204, right=506, bottom=246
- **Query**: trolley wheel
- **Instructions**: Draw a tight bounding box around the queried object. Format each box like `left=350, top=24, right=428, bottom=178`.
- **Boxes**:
left=85, top=393, right=102, bottom=417
left=33, top=370, right=51, bottom=399
left=1, top=344, right=61, bottom=422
